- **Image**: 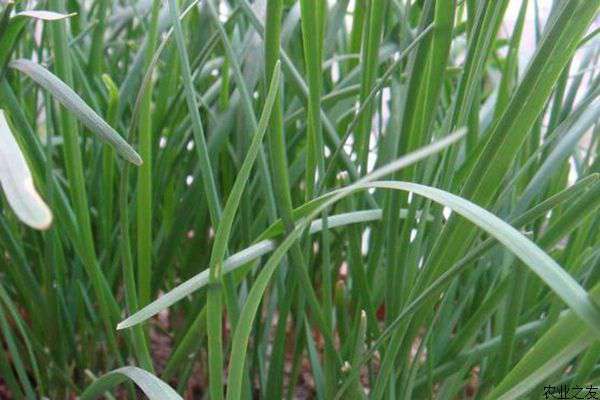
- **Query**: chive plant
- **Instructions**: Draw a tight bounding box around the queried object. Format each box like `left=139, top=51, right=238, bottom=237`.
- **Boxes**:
left=0, top=1, right=600, bottom=399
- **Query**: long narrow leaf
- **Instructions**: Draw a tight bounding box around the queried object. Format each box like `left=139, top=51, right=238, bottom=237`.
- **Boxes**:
left=80, top=367, right=182, bottom=400
left=117, top=130, right=465, bottom=329
left=9, top=59, right=142, bottom=165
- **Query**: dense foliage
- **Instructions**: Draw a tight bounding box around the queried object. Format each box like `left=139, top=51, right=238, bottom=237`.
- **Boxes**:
left=0, top=0, right=599, bottom=399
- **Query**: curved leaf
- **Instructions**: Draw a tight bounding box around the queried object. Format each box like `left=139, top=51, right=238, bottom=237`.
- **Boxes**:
left=364, top=181, right=600, bottom=336
left=226, top=180, right=600, bottom=399
left=0, top=110, right=52, bottom=230
left=80, top=367, right=182, bottom=400
left=9, top=59, right=142, bottom=165
left=117, top=209, right=387, bottom=330
left=117, top=129, right=465, bottom=329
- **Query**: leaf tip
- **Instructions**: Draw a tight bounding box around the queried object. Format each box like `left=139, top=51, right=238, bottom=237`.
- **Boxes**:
left=35, top=210, right=53, bottom=231
left=128, top=152, right=143, bottom=166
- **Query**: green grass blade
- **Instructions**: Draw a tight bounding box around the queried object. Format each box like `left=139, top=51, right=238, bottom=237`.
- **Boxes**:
left=80, top=367, right=182, bottom=400
left=117, top=131, right=464, bottom=329
left=135, top=0, right=160, bottom=308
left=8, top=59, right=142, bottom=165
left=205, top=60, right=281, bottom=400
left=168, top=0, right=222, bottom=225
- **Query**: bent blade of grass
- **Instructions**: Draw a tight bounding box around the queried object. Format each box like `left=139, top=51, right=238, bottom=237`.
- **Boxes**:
left=79, top=367, right=182, bottom=400
left=332, top=174, right=600, bottom=398
left=117, top=130, right=465, bottom=330
left=426, top=0, right=600, bottom=304
left=228, top=175, right=600, bottom=399
left=118, top=210, right=384, bottom=330
left=8, top=59, right=142, bottom=165
left=143, top=166, right=593, bottom=395
left=0, top=110, right=52, bottom=230
left=225, top=130, right=466, bottom=400
left=365, top=182, right=600, bottom=336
